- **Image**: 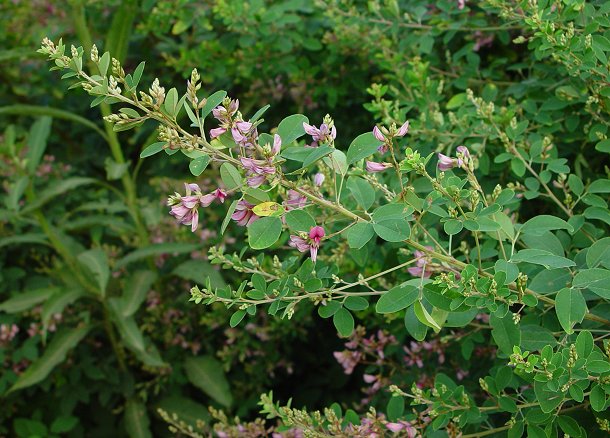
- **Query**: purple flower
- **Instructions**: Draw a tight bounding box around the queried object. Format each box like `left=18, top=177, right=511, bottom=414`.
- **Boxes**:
left=289, top=226, right=325, bottom=262
left=333, top=350, right=362, bottom=374
left=231, top=199, right=259, bottom=226
left=313, top=173, right=325, bottom=187
left=456, top=145, right=471, bottom=168
left=386, top=421, right=416, bottom=437
left=271, top=134, right=282, bottom=156
left=365, top=161, right=392, bottom=173
left=437, top=153, right=456, bottom=171
left=458, top=0, right=466, bottom=10
left=303, top=122, right=336, bottom=144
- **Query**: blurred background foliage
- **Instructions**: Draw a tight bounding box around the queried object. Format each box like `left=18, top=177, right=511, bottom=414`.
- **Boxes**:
left=1, top=0, right=609, bottom=436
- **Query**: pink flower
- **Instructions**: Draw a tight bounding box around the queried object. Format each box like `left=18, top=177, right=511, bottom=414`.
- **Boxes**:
left=373, top=126, right=385, bottom=142
left=313, top=173, right=325, bottom=187
left=396, top=120, right=410, bottom=137
left=437, top=153, right=456, bottom=171
left=386, top=421, right=416, bottom=437
left=231, top=199, right=259, bottom=226
left=289, top=226, right=325, bottom=262
left=284, top=190, right=308, bottom=211
left=456, top=145, right=470, bottom=167
left=303, top=122, right=336, bottom=144
left=407, top=247, right=434, bottom=278
left=458, top=0, right=465, bottom=9
left=168, top=184, right=227, bottom=231
left=333, top=350, right=362, bottom=374
left=366, top=161, right=392, bottom=173
left=210, top=127, right=226, bottom=139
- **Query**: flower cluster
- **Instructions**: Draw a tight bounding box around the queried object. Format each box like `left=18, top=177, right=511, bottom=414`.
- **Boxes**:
left=289, top=226, right=325, bottom=262
left=437, top=145, right=470, bottom=171
left=167, top=183, right=227, bottom=231
left=303, top=116, right=337, bottom=146
left=240, top=134, right=282, bottom=188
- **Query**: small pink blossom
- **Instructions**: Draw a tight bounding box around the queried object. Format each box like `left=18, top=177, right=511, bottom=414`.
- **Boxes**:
left=168, top=184, right=227, bottom=231
left=303, top=122, right=336, bottom=144
left=313, top=173, right=325, bottom=187
left=373, top=126, right=385, bottom=142
left=437, top=153, right=456, bottom=171
left=210, top=127, right=226, bottom=139
left=284, top=190, right=308, bottom=211
left=407, top=247, right=434, bottom=278
left=396, top=120, right=410, bottom=137
left=231, top=199, right=259, bottom=226
left=458, top=0, right=465, bottom=10
left=366, top=161, right=392, bottom=173
left=289, top=226, right=325, bottom=262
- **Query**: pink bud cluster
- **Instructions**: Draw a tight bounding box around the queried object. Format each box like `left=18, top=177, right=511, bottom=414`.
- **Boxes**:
left=366, top=120, right=409, bottom=172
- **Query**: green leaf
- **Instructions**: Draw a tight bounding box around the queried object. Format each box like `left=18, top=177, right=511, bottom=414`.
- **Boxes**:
left=534, top=380, right=564, bottom=414
left=346, top=176, right=375, bottom=210
left=572, top=268, right=610, bottom=299
left=22, top=177, right=97, bottom=213
left=590, top=384, right=606, bottom=412
left=414, top=301, right=441, bottom=332
left=184, top=356, right=233, bottom=407
left=555, top=288, right=587, bottom=334
left=173, top=259, right=226, bottom=289
left=248, top=217, right=282, bottom=249
left=285, top=209, right=315, bottom=232
left=404, top=305, right=427, bottom=341
left=443, top=219, right=463, bottom=235
left=221, top=200, right=238, bottom=235
left=323, top=149, right=348, bottom=175
left=220, top=163, right=242, bottom=190
left=345, top=222, right=375, bottom=249
left=588, top=179, right=610, bottom=194
left=301, top=145, right=333, bottom=168
left=105, top=0, right=138, bottom=63
left=189, top=155, right=210, bottom=176
left=344, top=296, right=369, bottom=311
left=140, top=142, right=166, bottom=158
left=121, top=271, right=157, bottom=317
left=520, top=325, right=557, bottom=351
left=115, top=243, right=202, bottom=269
left=375, top=284, right=419, bottom=314
left=511, top=249, right=575, bottom=269
left=42, top=289, right=86, bottom=334
left=77, top=248, right=110, bottom=296
left=230, top=310, right=247, bottom=327
left=0, top=288, right=57, bottom=313
left=164, top=87, right=179, bottom=117
left=318, top=301, right=342, bottom=318
left=124, top=399, right=152, bottom=438
left=373, top=218, right=410, bottom=242
left=277, top=114, right=309, bottom=145
left=9, top=325, right=90, bottom=392
left=575, top=330, right=594, bottom=359
left=154, top=396, right=210, bottom=428
left=250, top=104, right=270, bottom=123
left=346, top=132, right=382, bottom=165
left=520, top=215, right=573, bottom=236
left=333, top=307, right=354, bottom=337
left=490, top=314, right=521, bottom=355
left=386, top=396, right=405, bottom=422
left=586, top=237, right=610, bottom=269
left=26, top=116, right=52, bottom=174
left=200, top=91, right=227, bottom=120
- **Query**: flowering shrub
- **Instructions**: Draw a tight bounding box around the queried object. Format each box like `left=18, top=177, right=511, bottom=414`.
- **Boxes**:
left=36, top=0, right=610, bottom=429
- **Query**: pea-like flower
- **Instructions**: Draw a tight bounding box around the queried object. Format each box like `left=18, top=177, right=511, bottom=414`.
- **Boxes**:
left=437, top=145, right=471, bottom=171
left=313, top=173, right=325, bottom=187
left=168, top=184, right=227, bottom=232
left=365, top=161, right=392, bottom=173
left=231, top=199, right=259, bottom=227
left=289, top=225, right=325, bottom=262
left=407, top=247, right=434, bottom=278
left=239, top=134, right=281, bottom=187
left=303, top=122, right=337, bottom=144
left=373, top=120, right=409, bottom=153
left=209, top=98, right=240, bottom=139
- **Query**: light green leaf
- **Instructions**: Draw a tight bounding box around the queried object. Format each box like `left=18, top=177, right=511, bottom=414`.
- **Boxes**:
left=346, top=132, right=382, bottom=165
left=9, top=325, right=90, bottom=392
left=285, top=210, right=315, bottom=232
left=124, top=399, right=152, bottom=438
left=140, top=142, right=166, bottom=158
left=172, top=259, right=226, bottom=289
left=220, top=162, right=242, bottom=190
left=345, top=222, right=375, bottom=249
left=376, top=284, right=419, bottom=314
left=184, top=356, right=233, bottom=407
left=221, top=200, right=238, bottom=235
left=555, top=288, right=587, bottom=334
left=121, top=271, right=157, bottom=317
left=572, top=268, right=610, bottom=299
left=277, top=114, right=309, bottom=145
left=333, top=307, right=355, bottom=337
left=511, top=249, right=575, bottom=269
left=77, top=248, right=110, bottom=296
left=520, top=325, right=557, bottom=351
left=248, top=217, right=282, bottom=249
left=414, top=301, right=441, bottom=332
left=115, top=243, right=202, bottom=269
left=586, top=237, right=610, bottom=269
left=520, top=215, right=573, bottom=236
left=26, top=116, right=52, bottom=174
left=346, top=176, right=375, bottom=210
left=443, top=219, right=463, bottom=235
left=189, top=155, right=210, bottom=176
left=0, top=288, right=58, bottom=313
left=490, top=314, right=521, bottom=355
